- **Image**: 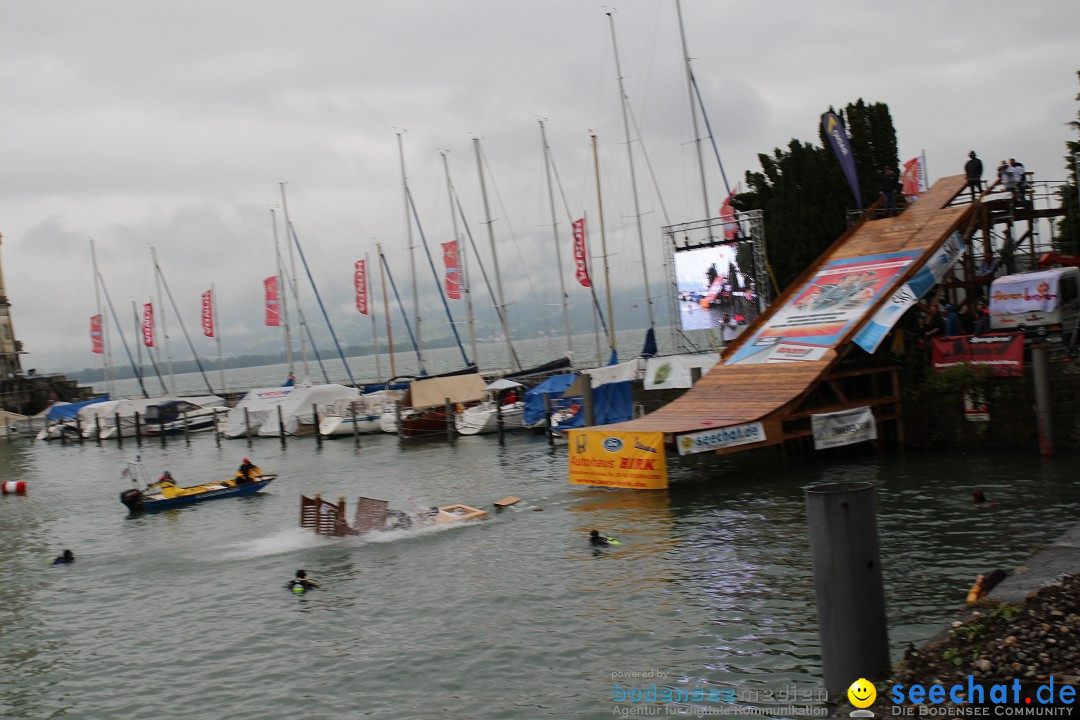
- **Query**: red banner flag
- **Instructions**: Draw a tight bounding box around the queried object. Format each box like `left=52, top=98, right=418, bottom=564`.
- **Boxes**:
left=442, top=240, right=462, bottom=300
left=201, top=289, right=215, bottom=338
left=90, top=315, right=104, bottom=354
left=354, top=260, right=369, bottom=315
left=142, top=303, right=155, bottom=348
left=720, top=190, right=739, bottom=240
left=572, top=218, right=591, bottom=288
left=902, top=157, right=921, bottom=198
left=264, top=276, right=281, bottom=327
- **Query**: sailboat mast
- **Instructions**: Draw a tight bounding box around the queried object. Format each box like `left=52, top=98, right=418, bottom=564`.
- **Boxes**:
left=592, top=133, right=616, bottom=353
left=151, top=245, right=175, bottom=392
left=675, top=0, right=710, bottom=219
left=152, top=246, right=216, bottom=396
left=269, top=207, right=294, bottom=374
left=473, top=137, right=518, bottom=371
left=88, top=239, right=115, bottom=397
left=539, top=119, right=573, bottom=356
left=131, top=300, right=144, bottom=390
left=279, top=183, right=308, bottom=378
left=441, top=151, right=478, bottom=366
left=366, top=251, right=381, bottom=384
left=607, top=11, right=655, bottom=330
left=377, top=243, right=397, bottom=379
left=211, top=282, right=225, bottom=394
left=397, top=132, right=423, bottom=374
left=584, top=210, right=603, bottom=366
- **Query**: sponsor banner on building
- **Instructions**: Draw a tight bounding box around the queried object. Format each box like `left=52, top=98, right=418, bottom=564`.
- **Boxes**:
left=964, top=390, right=990, bottom=422
left=811, top=406, right=877, bottom=450
left=930, top=333, right=1024, bottom=376
left=677, top=421, right=765, bottom=456
left=854, top=283, right=918, bottom=354
left=567, top=430, right=668, bottom=490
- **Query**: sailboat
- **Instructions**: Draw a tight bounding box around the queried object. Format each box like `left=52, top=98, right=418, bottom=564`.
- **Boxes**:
left=453, top=378, right=526, bottom=436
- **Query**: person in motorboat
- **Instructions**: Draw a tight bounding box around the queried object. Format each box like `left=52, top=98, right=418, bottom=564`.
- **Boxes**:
left=148, top=470, right=193, bottom=499
left=285, top=569, right=320, bottom=594
left=235, top=458, right=262, bottom=485
left=52, top=549, right=75, bottom=565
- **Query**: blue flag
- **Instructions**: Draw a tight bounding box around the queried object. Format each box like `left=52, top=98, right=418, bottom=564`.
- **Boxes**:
left=822, top=112, right=862, bottom=210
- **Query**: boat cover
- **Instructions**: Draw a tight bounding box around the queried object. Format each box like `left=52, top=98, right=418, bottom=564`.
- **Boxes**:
left=46, top=395, right=111, bottom=421
left=221, top=386, right=294, bottom=437
left=401, top=374, right=487, bottom=410
left=523, top=374, right=579, bottom=426
left=258, top=384, right=359, bottom=436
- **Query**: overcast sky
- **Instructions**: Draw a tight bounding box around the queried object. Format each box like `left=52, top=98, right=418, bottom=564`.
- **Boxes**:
left=2, top=0, right=1077, bottom=373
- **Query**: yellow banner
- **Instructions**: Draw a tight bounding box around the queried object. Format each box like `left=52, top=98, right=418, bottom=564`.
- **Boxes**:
left=567, top=430, right=668, bottom=490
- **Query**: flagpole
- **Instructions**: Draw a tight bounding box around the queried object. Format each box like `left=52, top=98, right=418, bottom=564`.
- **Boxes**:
left=440, top=151, right=478, bottom=366
left=269, top=207, right=294, bottom=375
left=211, top=283, right=224, bottom=394
left=921, top=149, right=928, bottom=191
left=131, top=300, right=143, bottom=392
left=88, top=239, right=114, bottom=397
left=151, top=246, right=174, bottom=393
left=585, top=210, right=603, bottom=366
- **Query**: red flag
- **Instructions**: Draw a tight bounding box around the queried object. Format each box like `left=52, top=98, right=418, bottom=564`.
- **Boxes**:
left=902, top=157, right=921, bottom=197
left=201, top=289, right=215, bottom=338
left=264, top=276, right=281, bottom=327
left=354, top=260, right=369, bottom=315
left=720, top=190, right=739, bottom=240
left=142, top=303, right=155, bottom=348
left=90, top=315, right=104, bottom=354
left=572, top=218, right=591, bottom=288
left=442, top=240, right=461, bottom=300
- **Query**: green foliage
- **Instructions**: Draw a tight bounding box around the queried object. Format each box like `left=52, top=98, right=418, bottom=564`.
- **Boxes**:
left=991, top=602, right=1022, bottom=621
left=1054, top=71, right=1080, bottom=251
left=906, top=363, right=991, bottom=406
left=734, top=99, right=898, bottom=290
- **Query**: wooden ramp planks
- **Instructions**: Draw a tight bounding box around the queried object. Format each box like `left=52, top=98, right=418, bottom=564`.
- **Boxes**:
left=609, top=175, right=974, bottom=437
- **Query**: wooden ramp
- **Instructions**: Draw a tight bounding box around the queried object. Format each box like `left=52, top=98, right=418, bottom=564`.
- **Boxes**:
left=606, top=175, right=976, bottom=447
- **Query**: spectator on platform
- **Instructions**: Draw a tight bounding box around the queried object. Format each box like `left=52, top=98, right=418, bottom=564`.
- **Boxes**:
left=964, top=151, right=983, bottom=200
left=973, top=302, right=992, bottom=336
left=926, top=306, right=946, bottom=341
left=997, top=160, right=1013, bottom=191
left=879, top=166, right=901, bottom=217
left=958, top=304, right=975, bottom=336
left=944, top=304, right=960, bottom=337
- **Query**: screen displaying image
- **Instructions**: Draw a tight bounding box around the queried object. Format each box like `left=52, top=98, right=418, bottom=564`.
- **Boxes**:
left=673, top=244, right=760, bottom=333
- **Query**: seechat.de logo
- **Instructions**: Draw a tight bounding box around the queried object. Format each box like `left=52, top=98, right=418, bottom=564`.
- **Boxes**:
left=602, top=437, right=624, bottom=452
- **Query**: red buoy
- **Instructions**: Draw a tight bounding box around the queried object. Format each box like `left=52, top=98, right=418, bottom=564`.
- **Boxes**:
left=2, top=481, right=27, bottom=495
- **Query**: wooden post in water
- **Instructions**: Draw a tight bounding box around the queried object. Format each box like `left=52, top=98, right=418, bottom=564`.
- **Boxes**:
left=182, top=411, right=190, bottom=445
left=213, top=408, right=221, bottom=447
left=94, top=416, right=102, bottom=445
left=159, top=412, right=166, bottom=446
left=350, top=404, right=360, bottom=448
left=805, top=482, right=890, bottom=698
left=1032, top=346, right=1054, bottom=456
left=133, top=412, right=140, bottom=447
left=395, top=401, right=402, bottom=439
left=244, top=407, right=252, bottom=448
left=277, top=405, right=286, bottom=447
left=496, top=401, right=504, bottom=445
left=312, top=403, right=322, bottom=448
left=445, top=398, right=454, bottom=444
left=75, top=414, right=84, bottom=444
left=543, top=394, right=554, bottom=447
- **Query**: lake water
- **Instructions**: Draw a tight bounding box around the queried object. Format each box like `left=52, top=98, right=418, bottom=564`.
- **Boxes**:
left=2, top=420, right=1078, bottom=718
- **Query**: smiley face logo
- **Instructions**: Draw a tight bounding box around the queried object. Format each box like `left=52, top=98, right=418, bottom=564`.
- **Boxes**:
left=847, top=678, right=876, bottom=709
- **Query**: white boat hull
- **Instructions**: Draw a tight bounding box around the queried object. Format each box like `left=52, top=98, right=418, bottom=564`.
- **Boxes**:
left=319, top=414, right=383, bottom=437
left=455, top=402, right=525, bottom=436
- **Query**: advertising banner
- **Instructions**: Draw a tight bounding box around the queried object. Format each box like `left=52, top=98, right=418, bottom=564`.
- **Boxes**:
left=822, top=112, right=862, bottom=209
left=931, top=333, right=1024, bottom=376
left=989, top=270, right=1061, bottom=316
left=902, top=156, right=922, bottom=197
left=354, top=260, right=369, bottom=314
left=728, top=250, right=920, bottom=364
left=854, top=283, right=918, bottom=354
left=719, top=190, right=739, bottom=240
left=441, top=241, right=461, bottom=300
left=811, top=406, right=877, bottom=450
left=90, top=315, right=104, bottom=354
left=142, top=303, right=155, bottom=348
left=908, top=232, right=966, bottom=298
left=643, top=353, right=719, bottom=390
left=567, top=430, right=668, bottom=490
left=264, top=276, right=281, bottom=327
left=572, top=218, right=591, bottom=288
left=677, top=421, right=765, bottom=456
left=201, top=289, right=214, bottom=338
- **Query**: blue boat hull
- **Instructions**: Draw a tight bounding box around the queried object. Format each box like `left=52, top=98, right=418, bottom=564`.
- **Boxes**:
left=124, top=476, right=275, bottom=512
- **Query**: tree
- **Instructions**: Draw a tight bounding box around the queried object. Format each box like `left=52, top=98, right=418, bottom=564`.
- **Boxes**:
left=734, top=99, right=899, bottom=290
left=1054, top=71, right=1080, bottom=252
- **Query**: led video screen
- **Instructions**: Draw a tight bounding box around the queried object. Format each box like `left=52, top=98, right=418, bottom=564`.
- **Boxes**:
left=673, top=244, right=760, bottom=333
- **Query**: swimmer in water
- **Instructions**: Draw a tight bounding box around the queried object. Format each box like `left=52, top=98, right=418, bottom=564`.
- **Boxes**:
left=589, top=530, right=620, bottom=546
left=285, top=569, right=320, bottom=593
left=52, top=549, right=75, bottom=565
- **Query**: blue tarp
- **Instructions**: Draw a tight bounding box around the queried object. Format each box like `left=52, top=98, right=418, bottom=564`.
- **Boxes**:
left=555, top=381, right=633, bottom=429
left=47, top=395, right=110, bottom=421
left=523, top=374, right=579, bottom=426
